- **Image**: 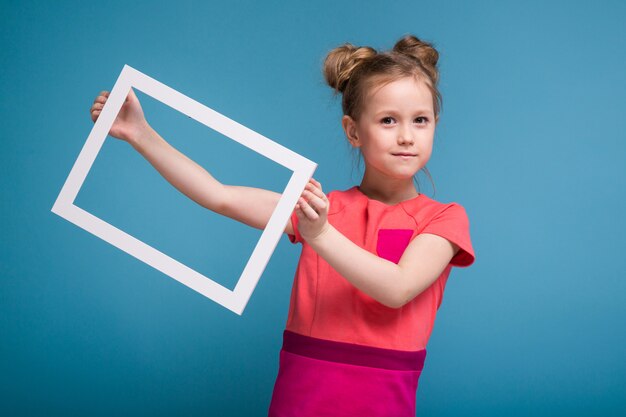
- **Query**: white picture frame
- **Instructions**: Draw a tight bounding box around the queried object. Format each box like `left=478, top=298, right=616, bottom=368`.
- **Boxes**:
left=51, top=65, right=316, bottom=315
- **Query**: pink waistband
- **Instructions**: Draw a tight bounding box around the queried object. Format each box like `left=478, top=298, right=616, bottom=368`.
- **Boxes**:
left=281, top=330, right=426, bottom=371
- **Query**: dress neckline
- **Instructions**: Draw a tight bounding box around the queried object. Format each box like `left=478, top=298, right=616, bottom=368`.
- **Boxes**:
left=350, top=186, right=425, bottom=207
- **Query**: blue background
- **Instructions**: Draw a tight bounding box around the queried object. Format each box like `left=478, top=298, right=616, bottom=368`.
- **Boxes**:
left=1, top=0, right=624, bottom=415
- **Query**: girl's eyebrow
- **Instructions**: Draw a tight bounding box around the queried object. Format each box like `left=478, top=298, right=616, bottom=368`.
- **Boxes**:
left=374, top=109, right=434, bottom=116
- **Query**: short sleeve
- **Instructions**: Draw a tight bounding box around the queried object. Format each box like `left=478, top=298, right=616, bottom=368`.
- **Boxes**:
left=287, top=209, right=302, bottom=244
left=421, top=203, right=475, bottom=267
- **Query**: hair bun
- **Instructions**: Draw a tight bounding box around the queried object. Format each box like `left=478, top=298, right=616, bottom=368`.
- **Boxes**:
left=393, top=35, right=439, bottom=83
left=323, top=43, right=377, bottom=93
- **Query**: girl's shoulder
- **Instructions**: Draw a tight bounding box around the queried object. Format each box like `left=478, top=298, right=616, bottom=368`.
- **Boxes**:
left=401, top=192, right=470, bottom=221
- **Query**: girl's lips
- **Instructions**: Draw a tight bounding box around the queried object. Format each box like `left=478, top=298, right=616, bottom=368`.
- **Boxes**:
left=392, top=153, right=417, bottom=157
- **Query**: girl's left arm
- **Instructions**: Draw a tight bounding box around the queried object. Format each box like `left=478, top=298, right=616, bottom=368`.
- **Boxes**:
left=297, top=179, right=460, bottom=309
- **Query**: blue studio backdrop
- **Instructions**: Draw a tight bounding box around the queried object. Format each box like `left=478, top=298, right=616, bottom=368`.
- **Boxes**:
left=1, top=1, right=625, bottom=416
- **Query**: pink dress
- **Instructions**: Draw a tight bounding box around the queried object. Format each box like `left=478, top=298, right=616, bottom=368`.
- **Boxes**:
left=268, top=187, right=475, bottom=417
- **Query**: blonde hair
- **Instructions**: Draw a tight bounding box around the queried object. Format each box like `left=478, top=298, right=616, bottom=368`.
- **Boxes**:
left=323, top=35, right=441, bottom=120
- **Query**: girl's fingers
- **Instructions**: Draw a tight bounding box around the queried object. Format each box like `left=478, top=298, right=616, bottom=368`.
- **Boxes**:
left=91, top=93, right=107, bottom=120
left=298, top=197, right=319, bottom=220
left=295, top=203, right=305, bottom=219
left=310, top=187, right=328, bottom=202
left=127, top=88, right=138, bottom=101
left=305, top=180, right=327, bottom=201
left=302, top=190, right=327, bottom=213
left=310, top=179, right=324, bottom=196
left=310, top=178, right=323, bottom=192
left=90, top=102, right=103, bottom=121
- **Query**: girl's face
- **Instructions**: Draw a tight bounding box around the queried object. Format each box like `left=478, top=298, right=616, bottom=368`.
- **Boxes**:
left=343, top=76, right=436, bottom=182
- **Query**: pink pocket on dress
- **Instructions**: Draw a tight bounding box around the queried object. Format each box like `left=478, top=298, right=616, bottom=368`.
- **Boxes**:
left=376, top=229, right=414, bottom=264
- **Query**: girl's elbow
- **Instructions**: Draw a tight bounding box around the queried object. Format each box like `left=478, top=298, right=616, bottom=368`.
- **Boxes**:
left=380, top=299, right=405, bottom=309
left=378, top=292, right=412, bottom=309
left=209, top=184, right=232, bottom=214
left=378, top=283, right=424, bottom=309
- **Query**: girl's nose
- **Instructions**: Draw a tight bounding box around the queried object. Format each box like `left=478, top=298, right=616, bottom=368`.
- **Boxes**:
left=397, top=125, right=414, bottom=145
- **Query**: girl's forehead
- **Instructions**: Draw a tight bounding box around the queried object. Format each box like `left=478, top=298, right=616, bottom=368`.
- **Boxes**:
left=364, top=77, right=434, bottom=111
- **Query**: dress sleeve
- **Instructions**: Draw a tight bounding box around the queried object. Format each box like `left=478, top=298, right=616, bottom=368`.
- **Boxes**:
left=420, top=203, right=475, bottom=267
left=287, top=209, right=302, bottom=244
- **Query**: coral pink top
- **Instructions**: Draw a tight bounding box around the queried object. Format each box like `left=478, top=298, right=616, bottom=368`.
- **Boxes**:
left=286, top=186, right=475, bottom=351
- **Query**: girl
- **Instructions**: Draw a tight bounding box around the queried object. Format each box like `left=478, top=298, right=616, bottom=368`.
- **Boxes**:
left=90, top=35, right=475, bottom=417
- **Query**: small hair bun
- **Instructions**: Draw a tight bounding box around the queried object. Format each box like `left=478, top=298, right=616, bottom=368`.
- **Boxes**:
left=393, top=35, right=439, bottom=83
left=323, top=43, right=377, bottom=93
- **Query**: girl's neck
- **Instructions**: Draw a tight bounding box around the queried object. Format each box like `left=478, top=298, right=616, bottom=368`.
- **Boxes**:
left=358, top=171, right=419, bottom=205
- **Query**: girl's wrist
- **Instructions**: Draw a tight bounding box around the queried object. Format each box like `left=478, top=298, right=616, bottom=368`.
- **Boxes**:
left=129, top=122, right=155, bottom=151
left=305, top=223, right=333, bottom=248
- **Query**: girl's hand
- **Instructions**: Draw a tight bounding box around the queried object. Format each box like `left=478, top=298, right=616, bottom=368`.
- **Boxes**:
left=90, top=88, right=150, bottom=145
left=295, top=179, right=330, bottom=242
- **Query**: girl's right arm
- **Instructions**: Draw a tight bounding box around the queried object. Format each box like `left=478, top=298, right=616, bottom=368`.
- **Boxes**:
left=90, top=89, right=294, bottom=235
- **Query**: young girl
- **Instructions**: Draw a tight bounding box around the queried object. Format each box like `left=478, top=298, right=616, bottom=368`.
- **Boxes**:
left=90, top=35, right=475, bottom=417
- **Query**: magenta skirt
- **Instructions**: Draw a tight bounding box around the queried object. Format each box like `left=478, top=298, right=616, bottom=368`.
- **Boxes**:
left=268, top=331, right=427, bottom=417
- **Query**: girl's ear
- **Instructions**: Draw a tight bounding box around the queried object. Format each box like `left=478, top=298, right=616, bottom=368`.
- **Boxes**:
left=342, top=115, right=360, bottom=148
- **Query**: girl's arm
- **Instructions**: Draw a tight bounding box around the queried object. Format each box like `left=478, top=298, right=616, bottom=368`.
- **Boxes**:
left=296, top=179, right=459, bottom=309
left=90, top=89, right=293, bottom=234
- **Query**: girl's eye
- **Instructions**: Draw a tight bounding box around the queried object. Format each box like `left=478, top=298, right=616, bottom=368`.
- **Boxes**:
left=381, top=117, right=395, bottom=125
left=414, top=117, right=428, bottom=124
